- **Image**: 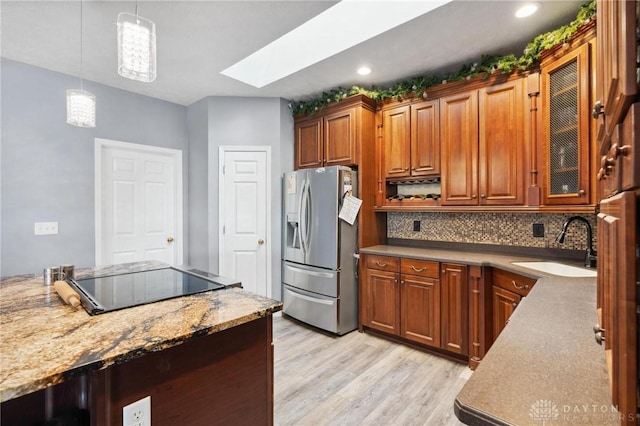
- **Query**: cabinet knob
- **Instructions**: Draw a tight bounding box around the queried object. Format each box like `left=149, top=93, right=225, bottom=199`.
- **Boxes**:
left=480, top=194, right=486, bottom=199
left=578, top=189, right=586, bottom=196
left=592, top=100, right=604, bottom=119
left=612, top=143, right=631, bottom=159
left=512, top=302, right=518, bottom=307
left=594, top=331, right=605, bottom=345
left=471, top=194, right=477, bottom=199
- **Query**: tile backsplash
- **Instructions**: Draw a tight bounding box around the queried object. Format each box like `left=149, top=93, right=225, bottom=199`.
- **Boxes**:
left=387, top=212, right=597, bottom=251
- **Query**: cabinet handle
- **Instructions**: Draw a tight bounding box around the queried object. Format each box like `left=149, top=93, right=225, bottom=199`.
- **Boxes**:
left=375, top=261, right=389, bottom=267
left=594, top=331, right=605, bottom=345
left=512, top=280, right=529, bottom=290
left=410, top=266, right=426, bottom=272
left=578, top=189, right=586, bottom=196
left=592, top=100, right=604, bottom=119
left=612, top=143, right=631, bottom=159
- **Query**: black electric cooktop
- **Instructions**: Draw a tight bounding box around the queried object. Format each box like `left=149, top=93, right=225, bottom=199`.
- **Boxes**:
left=68, top=267, right=241, bottom=315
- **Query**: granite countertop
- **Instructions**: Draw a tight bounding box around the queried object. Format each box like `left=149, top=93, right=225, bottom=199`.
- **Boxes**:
left=0, top=261, right=283, bottom=403
left=360, top=245, right=614, bottom=426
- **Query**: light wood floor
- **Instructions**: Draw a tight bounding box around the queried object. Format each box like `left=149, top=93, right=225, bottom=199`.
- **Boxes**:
left=273, top=315, right=470, bottom=426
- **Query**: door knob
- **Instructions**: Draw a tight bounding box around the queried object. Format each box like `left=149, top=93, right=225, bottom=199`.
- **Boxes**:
left=167, top=236, right=174, bottom=243
left=258, top=239, right=265, bottom=245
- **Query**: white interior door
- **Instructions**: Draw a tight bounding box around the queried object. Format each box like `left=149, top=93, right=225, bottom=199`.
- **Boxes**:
left=96, top=139, right=183, bottom=266
left=219, top=147, right=271, bottom=297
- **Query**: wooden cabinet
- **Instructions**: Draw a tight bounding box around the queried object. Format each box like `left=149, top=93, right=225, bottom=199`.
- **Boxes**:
left=597, top=191, right=638, bottom=421
left=594, top=0, right=638, bottom=146
left=490, top=269, right=536, bottom=342
left=294, top=95, right=376, bottom=170
left=363, top=255, right=400, bottom=334
left=440, top=78, right=526, bottom=206
left=478, top=79, right=526, bottom=205
left=541, top=40, right=593, bottom=205
left=363, top=255, right=479, bottom=358
left=383, top=100, right=440, bottom=180
left=440, top=263, right=468, bottom=355
left=440, top=91, right=478, bottom=205
left=400, top=258, right=441, bottom=346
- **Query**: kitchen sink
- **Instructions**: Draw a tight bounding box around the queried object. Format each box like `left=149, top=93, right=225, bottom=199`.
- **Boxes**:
left=511, top=261, right=597, bottom=277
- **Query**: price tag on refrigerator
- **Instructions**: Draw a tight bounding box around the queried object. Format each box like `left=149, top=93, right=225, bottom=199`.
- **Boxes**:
left=339, top=195, right=362, bottom=225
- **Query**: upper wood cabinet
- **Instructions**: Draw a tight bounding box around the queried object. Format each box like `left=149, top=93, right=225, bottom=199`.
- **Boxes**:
left=541, top=39, right=593, bottom=205
left=440, top=91, right=479, bottom=205
left=594, top=1, right=638, bottom=146
left=294, top=95, right=376, bottom=170
left=382, top=100, right=440, bottom=180
left=440, top=78, right=526, bottom=206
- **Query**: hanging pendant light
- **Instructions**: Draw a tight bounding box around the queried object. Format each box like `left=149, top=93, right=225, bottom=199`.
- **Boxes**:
left=117, top=4, right=156, bottom=83
left=66, top=0, right=96, bottom=128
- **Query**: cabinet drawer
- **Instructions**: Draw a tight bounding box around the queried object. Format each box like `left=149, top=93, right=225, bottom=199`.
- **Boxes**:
left=400, top=258, right=439, bottom=278
left=492, top=269, right=536, bottom=297
left=365, top=255, right=399, bottom=272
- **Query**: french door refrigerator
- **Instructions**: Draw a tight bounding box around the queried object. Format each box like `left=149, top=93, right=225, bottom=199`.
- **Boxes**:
left=282, top=166, right=358, bottom=335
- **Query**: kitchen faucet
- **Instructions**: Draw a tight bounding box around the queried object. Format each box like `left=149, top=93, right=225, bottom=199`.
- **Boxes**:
left=555, top=216, right=597, bottom=268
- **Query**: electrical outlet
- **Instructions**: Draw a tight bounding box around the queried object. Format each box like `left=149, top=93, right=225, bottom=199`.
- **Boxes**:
left=413, top=220, right=421, bottom=232
left=532, top=223, right=545, bottom=238
left=123, top=396, right=151, bottom=426
left=34, top=222, right=58, bottom=235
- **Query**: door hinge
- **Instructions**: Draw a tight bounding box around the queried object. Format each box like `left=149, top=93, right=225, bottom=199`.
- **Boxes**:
left=222, top=225, right=225, bottom=235
left=222, top=165, right=225, bottom=174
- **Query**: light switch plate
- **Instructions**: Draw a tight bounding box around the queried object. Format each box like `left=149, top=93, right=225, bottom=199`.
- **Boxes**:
left=34, top=222, right=58, bottom=235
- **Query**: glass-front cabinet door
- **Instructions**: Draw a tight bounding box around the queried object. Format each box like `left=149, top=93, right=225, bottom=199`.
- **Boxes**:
left=541, top=43, right=591, bottom=205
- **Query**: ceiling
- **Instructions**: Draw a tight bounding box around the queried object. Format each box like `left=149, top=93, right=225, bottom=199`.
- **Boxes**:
left=1, top=0, right=583, bottom=106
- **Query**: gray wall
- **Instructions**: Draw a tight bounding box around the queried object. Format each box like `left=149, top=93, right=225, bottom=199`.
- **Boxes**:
left=1, top=59, right=189, bottom=276
left=2, top=59, right=295, bottom=301
left=186, top=97, right=210, bottom=271
left=192, top=96, right=293, bottom=300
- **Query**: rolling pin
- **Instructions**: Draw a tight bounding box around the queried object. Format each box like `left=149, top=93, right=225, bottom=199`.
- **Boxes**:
left=53, top=280, right=81, bottom=308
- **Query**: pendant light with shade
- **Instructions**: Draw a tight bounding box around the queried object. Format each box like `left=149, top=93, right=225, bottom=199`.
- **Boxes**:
left=117, top=3, right=157, bottom=83
left=66, top=0, right=96, bottom=128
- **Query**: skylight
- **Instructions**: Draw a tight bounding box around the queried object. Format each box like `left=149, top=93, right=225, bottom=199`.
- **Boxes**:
left=220, top=0, right=452, bottom=88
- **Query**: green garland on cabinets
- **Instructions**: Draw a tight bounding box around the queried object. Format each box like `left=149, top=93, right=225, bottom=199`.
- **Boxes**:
left=289, top=0, right=596, bottom=115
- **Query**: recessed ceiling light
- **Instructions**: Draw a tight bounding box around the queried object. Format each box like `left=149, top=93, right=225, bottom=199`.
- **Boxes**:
left=221, top=0, right=452, bottom=88
left=357, top=66, right=371, bottom=76
left=515, top=2, right=540, bottom=18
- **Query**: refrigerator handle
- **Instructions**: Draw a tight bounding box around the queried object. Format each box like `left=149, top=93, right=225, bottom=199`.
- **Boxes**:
left=304, top=180, right=312, bottom=249
left=299, top=178, right=308, bottom=254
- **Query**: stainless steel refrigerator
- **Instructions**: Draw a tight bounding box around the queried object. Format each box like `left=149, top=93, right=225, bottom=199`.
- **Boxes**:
left=282, top=166, right=358, bottom=335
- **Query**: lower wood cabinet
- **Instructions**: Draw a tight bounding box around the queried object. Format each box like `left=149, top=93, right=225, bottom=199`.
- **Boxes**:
left=490, top=269, right=536, bottom=342
left=400, top=259, right=441, bottom=347
left=440, top=263, right=468, bottom=355
left=361, top=254, right=467, bottom=357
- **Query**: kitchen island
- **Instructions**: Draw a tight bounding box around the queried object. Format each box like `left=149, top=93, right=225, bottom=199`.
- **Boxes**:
left=0, top=261, right=282, bottom=425
left=360, top=244, right=615, bottom=425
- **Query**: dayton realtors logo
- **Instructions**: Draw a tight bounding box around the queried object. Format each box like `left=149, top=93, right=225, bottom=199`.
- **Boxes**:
left=529, top=399, right=560, bottom=423
left=529, top=399, right=635, bottom=423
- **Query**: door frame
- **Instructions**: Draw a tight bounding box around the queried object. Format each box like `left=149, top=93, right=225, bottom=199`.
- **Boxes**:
left=218, top=146, right=272, bottom=298
left=94, top=138, right=184, bottom=266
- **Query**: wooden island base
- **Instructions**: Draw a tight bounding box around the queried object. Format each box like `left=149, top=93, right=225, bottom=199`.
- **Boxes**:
left=2, top=316, right=274, bottom=426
